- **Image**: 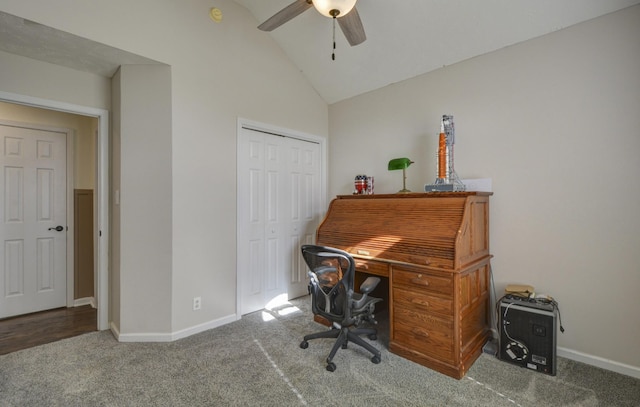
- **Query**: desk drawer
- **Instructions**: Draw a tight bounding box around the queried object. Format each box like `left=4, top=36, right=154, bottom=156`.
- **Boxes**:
left=393, top=267, right=453, bottom=296
left=354, top=259, right=389, bottom=277
left=393, top=307, right=454, bottom=362
left=393, top=287, right=453, bottom=316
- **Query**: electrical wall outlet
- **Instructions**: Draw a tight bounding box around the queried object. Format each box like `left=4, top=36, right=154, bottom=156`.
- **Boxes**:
left=193, top=296, right=202, bottom=311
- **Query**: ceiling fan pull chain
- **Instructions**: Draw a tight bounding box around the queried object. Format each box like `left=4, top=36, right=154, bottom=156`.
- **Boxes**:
left=332, top=16, right=336, bottom=60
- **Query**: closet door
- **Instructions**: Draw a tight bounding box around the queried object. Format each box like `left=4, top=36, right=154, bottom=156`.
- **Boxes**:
left=286, top=138, right=321, bottom=299
left=237, top=127, right=321, bottom=315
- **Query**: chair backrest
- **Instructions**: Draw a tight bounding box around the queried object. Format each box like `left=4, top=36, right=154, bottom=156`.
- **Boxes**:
left=301, top=245, right=356, bottom=324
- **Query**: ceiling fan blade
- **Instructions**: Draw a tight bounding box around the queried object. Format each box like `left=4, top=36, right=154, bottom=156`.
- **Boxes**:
left=337, top=6, right=366, bottom=46
left=258, top=0, right=313, bottom=32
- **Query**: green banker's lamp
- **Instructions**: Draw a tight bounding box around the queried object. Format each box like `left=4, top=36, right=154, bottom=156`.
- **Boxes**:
left=388, top=158, right=414, bottom=193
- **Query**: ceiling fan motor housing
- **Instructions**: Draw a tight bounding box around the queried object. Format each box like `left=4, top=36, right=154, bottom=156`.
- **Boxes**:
left=313, top=0, right=358, bottom=18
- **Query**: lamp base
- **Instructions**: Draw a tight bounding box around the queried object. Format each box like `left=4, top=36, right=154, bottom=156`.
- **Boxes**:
left=397, top=188, right=412, bottom=193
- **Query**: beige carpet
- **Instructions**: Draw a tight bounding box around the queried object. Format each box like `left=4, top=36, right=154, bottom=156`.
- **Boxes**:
left=1, top=296, right=639, bottom=406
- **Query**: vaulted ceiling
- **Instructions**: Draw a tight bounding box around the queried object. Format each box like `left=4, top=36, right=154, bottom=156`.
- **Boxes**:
left=235, top=0, right=640, bottom=103
left=1, top=1, right=638, bottom=105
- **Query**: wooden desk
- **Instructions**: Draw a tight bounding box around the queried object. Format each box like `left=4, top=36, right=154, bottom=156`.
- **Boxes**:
left=317, top=192, right=492, bottom=379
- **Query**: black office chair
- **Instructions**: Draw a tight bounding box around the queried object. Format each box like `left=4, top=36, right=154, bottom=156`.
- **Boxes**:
left=299, top=244, right=382, bottom=371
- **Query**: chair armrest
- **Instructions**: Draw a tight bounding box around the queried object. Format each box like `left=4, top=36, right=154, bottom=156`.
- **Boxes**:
left=359, top=276, right=380, bottom=294
left=351, top=277, right=382, bottom=312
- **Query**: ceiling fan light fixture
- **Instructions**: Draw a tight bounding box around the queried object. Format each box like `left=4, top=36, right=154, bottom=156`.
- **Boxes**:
left=313, top=0, right=357, bottom=18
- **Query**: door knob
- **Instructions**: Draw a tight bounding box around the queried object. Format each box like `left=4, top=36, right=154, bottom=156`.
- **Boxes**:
left=48, top=225, right=64, bottom=232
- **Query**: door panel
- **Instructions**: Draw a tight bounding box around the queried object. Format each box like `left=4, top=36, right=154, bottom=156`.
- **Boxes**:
left=287, top=142, right=321, bottom=299
left=0, top=124, right=67, bottom=318
left=264, top=137, right=285, bottom=304
left=240, top=134, right=266, bottom=315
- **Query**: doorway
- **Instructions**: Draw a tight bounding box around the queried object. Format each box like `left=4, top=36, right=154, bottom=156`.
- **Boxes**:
left=236, top=119, right=326, bottom=316
left=0, top=91, right=109, bottom=331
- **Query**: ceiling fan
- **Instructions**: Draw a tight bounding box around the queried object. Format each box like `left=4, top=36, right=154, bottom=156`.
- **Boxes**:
left=257, top=0, right=366, bottom=47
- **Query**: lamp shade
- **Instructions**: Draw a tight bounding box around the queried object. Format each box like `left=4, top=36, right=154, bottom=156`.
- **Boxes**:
left=313, top=0, right=357, bottom=17
left=388, top=158, right=414, bottom=171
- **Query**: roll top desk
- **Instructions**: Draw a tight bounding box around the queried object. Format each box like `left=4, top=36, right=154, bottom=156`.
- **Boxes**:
left=316, top=192, right=492, bottom=379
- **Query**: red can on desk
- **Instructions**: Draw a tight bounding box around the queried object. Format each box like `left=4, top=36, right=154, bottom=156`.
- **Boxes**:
left=354, top=175, right=367, bottom=194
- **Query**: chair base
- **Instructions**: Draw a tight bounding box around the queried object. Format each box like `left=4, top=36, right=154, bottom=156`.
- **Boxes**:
left=300, top=325, right=381, bottom=371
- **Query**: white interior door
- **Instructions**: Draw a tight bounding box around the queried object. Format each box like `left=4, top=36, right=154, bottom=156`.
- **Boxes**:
left=0, top=123, right=67, bottom=318
left=287, top=139, right=321, bottom=299
left=238, top=125, right=322, bottom=315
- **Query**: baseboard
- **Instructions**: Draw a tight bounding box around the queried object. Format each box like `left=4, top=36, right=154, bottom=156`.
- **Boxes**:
left=558, top=347, right=640, bottom=379
left=171, top=314, right=238, bottom=341
left=73, top=297, right=95, bottom=308
left=113, top=313, right=238, bottom=343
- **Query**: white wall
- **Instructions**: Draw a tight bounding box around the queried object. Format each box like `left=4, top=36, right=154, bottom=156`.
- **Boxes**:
left=0, top=50, right=111, bottom=110
left=113, top=65, right=173, bottom=336
left=329, top=6, right=640, bottom=373
left=0, top=0, right=328, bottom=336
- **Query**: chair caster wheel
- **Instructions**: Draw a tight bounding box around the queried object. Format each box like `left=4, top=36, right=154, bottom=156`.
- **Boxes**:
left=326, top=362, right=336, bottom=372
left=368, top=334, right=377, bottom=341
left=300, top=341, right=309, bottom=349
left=371, top=355, right=381, bottom=364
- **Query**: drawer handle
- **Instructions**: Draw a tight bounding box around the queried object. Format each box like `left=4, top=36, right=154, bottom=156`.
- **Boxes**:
left=411, top=298, right=430, bottom=307
left=356, top=262, right=369, bottom=270
left=410, top=275, right=430, bottom=286
left=412, top=327, right=430, bottom=338
left=357, top=249, right=370, bottom=256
